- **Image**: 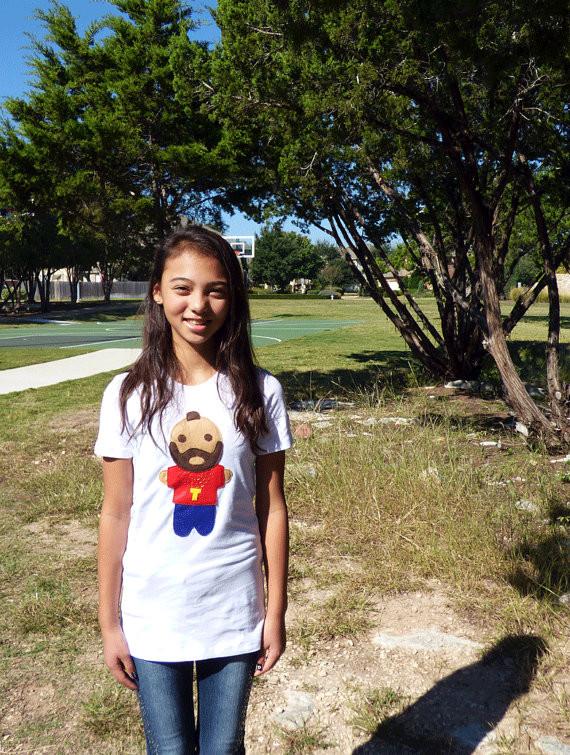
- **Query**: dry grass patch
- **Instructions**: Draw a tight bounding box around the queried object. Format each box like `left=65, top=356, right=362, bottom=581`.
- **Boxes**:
left=82, top=682, right=143, bottom=740
left=286, top=392, right=569, bottom=637
left=276, top=723, right=333, bottom=753
left=350, top=686, right=409, bottom=735
left=291, top=584, right=373, bottom=652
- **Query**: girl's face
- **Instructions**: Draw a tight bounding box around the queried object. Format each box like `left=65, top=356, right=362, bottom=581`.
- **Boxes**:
left=153, top=249, right=230, bottom=359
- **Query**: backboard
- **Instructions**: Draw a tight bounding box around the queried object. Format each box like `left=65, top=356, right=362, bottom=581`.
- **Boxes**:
left=223, top=235, right=255, bottom=259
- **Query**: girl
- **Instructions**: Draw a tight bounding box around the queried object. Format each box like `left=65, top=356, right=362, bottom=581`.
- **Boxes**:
left=95, top=226, right=292, bottom=754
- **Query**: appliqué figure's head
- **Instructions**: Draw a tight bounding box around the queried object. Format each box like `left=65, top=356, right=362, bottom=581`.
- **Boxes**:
left=169, top=411, right=223, bottom=472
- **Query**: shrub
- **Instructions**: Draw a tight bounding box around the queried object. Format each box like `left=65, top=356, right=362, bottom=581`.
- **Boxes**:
left=509, top=286, right=570, bottom=303
left=509, top=286, right=528, bottom=301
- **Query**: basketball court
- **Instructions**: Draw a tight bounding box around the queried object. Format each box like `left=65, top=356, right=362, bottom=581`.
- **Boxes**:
left=0, top=316, right=361, bottom=350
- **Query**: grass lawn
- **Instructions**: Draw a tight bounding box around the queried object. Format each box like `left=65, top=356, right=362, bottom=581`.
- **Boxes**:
left=0, top=298, right=568, bottom=752
left=0, top=347, right=99, bottom=370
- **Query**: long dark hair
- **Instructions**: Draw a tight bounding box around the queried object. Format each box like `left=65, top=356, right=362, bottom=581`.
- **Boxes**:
left=119, top=226, right=268, bottom=450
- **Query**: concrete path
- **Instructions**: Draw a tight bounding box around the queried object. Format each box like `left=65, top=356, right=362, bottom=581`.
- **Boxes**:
left=0, top=348, right=141, bottom=395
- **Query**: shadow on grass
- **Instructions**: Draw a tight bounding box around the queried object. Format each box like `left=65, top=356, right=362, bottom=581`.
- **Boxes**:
left=55, top=302, right=144, bottom=322
left=507, top=341, right=570, bottom=385
left=0, top=301, right=143, bottom=324
left=273, top=351, right=422, bottom=400
left=353, top=635, right=547, bottom=754
left=516, top=314, right=570, bottom=330
left=507, top=529, right=570, bottom=603
left=414, top=411, right=512, bottom=434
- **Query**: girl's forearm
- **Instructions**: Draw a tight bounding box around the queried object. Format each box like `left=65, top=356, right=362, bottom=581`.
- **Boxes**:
left=98, top=511, right=130, bottom=631
left=260, top=505, right=289, bottom=617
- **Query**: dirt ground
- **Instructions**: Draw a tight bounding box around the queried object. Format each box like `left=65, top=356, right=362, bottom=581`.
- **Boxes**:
left=246, top=570, right=570, bottom=753
left=2, top=392, right=569, bottom=754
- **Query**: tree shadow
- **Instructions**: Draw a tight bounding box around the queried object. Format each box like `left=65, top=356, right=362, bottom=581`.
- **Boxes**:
left=273, top=351, right=420, bottom=400
left=506, top=341, right=570, bottom=384
left=347, top=350, right=426, bottom=372
left=515, top=314, right=570, bottom=330
left=266, top=312, right=317, bottom=318
left=352, top=635, right=547, bottom=754
left=414, top=411, right=512, bottom=434
left=507, top=530, right=570, bottom=603
left=0, top=301, right=143, bottom=324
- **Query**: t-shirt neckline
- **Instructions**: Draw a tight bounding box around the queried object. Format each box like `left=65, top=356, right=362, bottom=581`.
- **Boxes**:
left=174, top=370, right=220, bottom=390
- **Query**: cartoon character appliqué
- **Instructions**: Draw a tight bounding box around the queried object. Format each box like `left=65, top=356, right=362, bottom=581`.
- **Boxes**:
left=159, top=411, right=233, bottom=536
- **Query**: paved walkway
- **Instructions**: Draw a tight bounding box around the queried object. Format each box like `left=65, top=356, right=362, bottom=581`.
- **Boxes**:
left=0, top=348, right=141, bottom=395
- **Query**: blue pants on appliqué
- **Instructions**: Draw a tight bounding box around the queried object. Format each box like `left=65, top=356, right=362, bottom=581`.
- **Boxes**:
left=173, top=504, right=216, bottom=537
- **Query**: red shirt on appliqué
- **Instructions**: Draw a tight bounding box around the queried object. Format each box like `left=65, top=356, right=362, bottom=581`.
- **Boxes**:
left=166, top=464, right=225, bottom=505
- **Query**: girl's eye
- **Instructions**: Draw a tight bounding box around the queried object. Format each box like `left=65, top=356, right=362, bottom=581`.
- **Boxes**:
left=209, top=288, right=227, bottom=298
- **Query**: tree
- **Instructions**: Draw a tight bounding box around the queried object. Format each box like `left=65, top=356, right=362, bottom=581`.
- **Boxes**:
left=251, top=226, right=322, bottom=290
left=1, top=0, right=233, bottom=305
left=101, top=0, right=229, bottom=237
left=212, top=0, right=570, bottom=444
left=313, top=240, right=358, bottom=290
left=0, top=123, right=78, bottom=312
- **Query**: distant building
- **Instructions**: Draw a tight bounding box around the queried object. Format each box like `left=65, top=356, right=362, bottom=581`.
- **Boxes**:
left=558, top=273, right=570, bottom=295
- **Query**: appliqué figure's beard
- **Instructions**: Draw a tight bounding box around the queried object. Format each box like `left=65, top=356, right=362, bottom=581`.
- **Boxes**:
left=169, top=440, right=223, bottom=471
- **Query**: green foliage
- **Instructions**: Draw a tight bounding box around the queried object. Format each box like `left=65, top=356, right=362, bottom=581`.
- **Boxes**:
left=507, top=254, right=544, bottom=290
left=510, top=287, right=527, bottom=302
left=0, top=0, right=233, bottom=309
left=211, top=0, right=570, bottom=400
left=250, top=225, right=323, bottom=290
left=313, top=240, right=358, bottom=290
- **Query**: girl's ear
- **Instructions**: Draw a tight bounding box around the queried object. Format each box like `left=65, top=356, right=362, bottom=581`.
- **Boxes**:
left=152, top=284, right=163, bottom=305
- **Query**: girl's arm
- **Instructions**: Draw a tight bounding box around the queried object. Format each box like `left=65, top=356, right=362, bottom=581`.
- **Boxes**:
left=254, top=449, right=289, bottom=676
left=98, top=457, right=137, bottom=690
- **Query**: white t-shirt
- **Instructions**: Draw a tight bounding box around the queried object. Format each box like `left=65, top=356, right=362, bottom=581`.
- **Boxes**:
left=94, top=368, right=292, bottom=662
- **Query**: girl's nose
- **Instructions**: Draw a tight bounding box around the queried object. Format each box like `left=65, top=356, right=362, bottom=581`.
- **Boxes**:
left=189, top=291, right=208, bottom=313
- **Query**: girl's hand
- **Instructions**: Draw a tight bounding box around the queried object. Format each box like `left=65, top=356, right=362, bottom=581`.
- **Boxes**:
left=101, top=625, right=138, bottom=690
left=254, top=613, right=286, bottom=676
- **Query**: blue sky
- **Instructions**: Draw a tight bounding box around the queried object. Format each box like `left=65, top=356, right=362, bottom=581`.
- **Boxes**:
left=0, top=0, right=329, bottom=242
left=0, top=1, right=220, bottom=102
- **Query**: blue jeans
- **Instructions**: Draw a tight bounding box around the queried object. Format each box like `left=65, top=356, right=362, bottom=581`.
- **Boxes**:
left=132, top=651, right=259, bottom=754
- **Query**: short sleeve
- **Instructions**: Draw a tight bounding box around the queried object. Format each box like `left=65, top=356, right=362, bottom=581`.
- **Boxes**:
left=94, top=374, right=135, bottom=459
left=256, top=372, right=293, bottom=455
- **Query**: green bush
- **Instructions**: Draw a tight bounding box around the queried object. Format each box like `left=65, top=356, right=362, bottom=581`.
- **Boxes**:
left=509, top=286, right=528, bottom=301
left=509, top=286, right=570, bottom=303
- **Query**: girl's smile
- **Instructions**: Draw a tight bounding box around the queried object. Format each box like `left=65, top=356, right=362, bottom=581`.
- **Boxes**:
left=153, top=250, right=230, bottom=357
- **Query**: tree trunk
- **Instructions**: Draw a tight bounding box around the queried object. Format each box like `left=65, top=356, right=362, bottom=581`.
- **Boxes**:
left=25, top=272, right=36, bottom=307
left=477, top=235, right=557, bottom=440
left=66, top=266, right=80, bottom=305
left=519, top=155, right=569, bottom=436
left=34, top=269, right=53, bottom=313
left=1, top=275, right=23, bottom=311
left=99, top=260, right=114, bottom=303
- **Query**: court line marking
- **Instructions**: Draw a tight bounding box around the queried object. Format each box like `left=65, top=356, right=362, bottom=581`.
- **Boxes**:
left=0, top=328, right=137, bottom=340
left=60, top=336, right=141, bottom=349
left=0, top=332, right=45, bottom=341
left=252, top=335, right=282, bottom=342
